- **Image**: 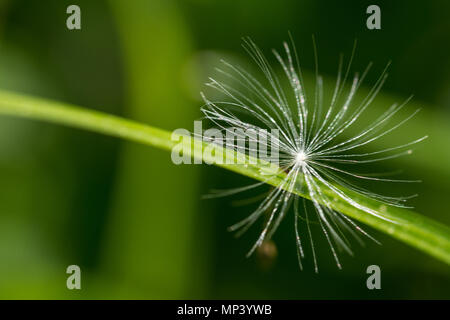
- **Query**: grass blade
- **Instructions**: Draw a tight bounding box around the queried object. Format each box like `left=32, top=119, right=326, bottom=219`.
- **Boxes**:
left=0, top=89, right=449, bottom=265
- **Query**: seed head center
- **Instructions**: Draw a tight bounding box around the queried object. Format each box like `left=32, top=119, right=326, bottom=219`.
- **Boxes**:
left=295, top=150, right=308, bottom=165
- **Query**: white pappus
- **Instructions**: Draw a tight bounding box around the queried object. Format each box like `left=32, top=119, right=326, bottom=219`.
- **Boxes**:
left=199, top=36, right=426, bottom=272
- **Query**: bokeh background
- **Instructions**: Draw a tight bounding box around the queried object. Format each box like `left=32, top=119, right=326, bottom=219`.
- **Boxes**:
left=0, top=0, right=449, bottom=299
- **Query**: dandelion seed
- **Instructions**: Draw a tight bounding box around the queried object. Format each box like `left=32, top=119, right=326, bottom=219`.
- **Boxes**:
left=200, top=36, right=426, bottom=271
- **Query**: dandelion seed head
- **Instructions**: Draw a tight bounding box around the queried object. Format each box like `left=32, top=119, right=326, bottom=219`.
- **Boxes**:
left=201, top=36, right=426, bottom=271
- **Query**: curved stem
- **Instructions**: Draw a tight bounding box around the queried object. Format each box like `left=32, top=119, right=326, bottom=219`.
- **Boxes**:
left=0, top=89, right=449, bottom=265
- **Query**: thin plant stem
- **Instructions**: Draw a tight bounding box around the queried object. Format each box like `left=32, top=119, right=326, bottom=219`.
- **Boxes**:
left=0, top=89, right=449, bottom=265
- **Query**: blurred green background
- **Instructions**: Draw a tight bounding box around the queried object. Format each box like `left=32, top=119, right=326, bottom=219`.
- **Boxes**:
left=0, top=0, right=449, bottom=299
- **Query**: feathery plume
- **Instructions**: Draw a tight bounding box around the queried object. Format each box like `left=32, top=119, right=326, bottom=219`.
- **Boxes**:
left=200, top=36, right=426, bottom=271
